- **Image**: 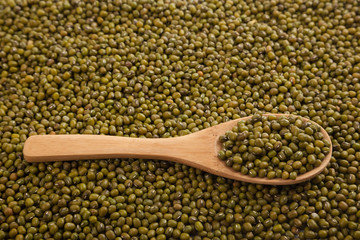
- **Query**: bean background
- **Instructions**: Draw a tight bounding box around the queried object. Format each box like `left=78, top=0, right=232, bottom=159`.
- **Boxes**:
left=0, top=0, right=360, bottom=239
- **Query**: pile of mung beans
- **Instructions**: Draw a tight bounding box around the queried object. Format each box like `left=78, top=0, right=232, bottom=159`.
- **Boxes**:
left=0, top=0, right=360, bottom=239
left=218, top=114, right=331, bottom=179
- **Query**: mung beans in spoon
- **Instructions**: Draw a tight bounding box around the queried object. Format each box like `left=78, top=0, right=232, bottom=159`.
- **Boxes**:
left=218, top=114, right=331, bottom=180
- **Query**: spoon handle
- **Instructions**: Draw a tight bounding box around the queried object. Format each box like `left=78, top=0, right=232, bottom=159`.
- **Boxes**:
left=23, top=134, right=191, bottom=163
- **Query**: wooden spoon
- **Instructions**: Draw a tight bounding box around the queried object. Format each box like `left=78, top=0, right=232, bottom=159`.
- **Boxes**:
left=23, top=114, right=332, bottom=185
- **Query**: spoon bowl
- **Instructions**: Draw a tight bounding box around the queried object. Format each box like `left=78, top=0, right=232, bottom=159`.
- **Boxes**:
left=23, top=114, right=332, bottom=185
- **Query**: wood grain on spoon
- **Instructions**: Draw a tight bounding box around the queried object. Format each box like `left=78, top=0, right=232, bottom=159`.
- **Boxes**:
left=23, top=114, right=332, bottom=185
